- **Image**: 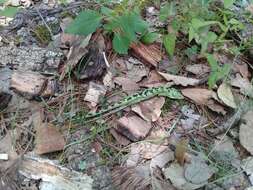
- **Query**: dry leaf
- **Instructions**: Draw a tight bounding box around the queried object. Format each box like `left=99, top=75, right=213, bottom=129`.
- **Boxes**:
left=132, top=97, right=165, bottom=122
left=230, top=74, right=253, bottom=98
left=114, top=77, right=139, bottom=94
left=150, top=149, right=174, bottom=169
left=103, top=70, right=114, bottom=89
left=241, top=157, right=253, bottom=184
left=239, top=111, right=253, bottom=155
left=185, top=64, right=210, bottom=75
left=184, top=155, right=215, bottom=184
left=110, top=128, right=131, bottom=146
left=128, top=142, right=168, bottom=160
left=60, top=34, right=91, bottom=80
left=206, top=99, right=227, bottom=115
left=116, top=116, right=152, bottom=141
left=141, top=70, right=166, bottom=87
left=125, top=57, right=149, bottom=82
left=158, top=72, right=200, bottom=86
left=35, top=123, right=66, bottom=155
left=164, top=163, right=205, bottom=190
left=181, top=88, right=214, bottom=105
left=217, top=83, right=237, bottom=108
left=84, top=82, right=107, bottom=107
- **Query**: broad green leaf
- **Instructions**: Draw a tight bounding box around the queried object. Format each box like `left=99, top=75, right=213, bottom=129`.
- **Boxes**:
left=100, top=6, right=114, bottom=17
left=206, top=54, right=218, bottom=71
left=65, top=10, right=102, bottom=35
left=112, top=33, right=131, bottom=54
left=141, top=32, right=159, bottom=44
left=200, top=31, right=217, bottom=54
left=163, top=33, right=176, bottom=57
left=0, top=0, right=7, bottom=4
left=206, top=54, right=231, bottom=88
left=159, top=2, right=176, bottom=21
left=191, top=18, right=219, bottom=30
left=131, top=9, right=148, bottom=34
left=224, top=0, right=235, bottom=8
left=188, top=26, right=195, bottom=42
left=0, top=6, right=19, bottom=18
left=117, top=14, right=137, bottom=42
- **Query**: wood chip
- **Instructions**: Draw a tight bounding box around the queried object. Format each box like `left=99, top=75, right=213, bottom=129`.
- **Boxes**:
left=35, top=123, right=66, bottom=155
left=11, top=70, right=47, bottom=98
left=130, top=43, right=162, bottom=67
left=84, top=82, right=107, bottom=107
left=116, top=116, right=152, bottom=141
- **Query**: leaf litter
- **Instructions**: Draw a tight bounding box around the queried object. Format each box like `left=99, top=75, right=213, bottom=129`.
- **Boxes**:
left=0, top=0, right=253, bottom=189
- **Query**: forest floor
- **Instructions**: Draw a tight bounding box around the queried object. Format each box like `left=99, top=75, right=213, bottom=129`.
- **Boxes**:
left=0, top=0, right=253, bottom=190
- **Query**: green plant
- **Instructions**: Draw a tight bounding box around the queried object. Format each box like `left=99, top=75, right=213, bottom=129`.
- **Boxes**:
left=66, top=6, right=151, bottom=54
left=206, top=54, right=230, bottom=88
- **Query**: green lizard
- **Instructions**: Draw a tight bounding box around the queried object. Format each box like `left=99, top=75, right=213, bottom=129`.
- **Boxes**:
left=84, top=86, right=184, bottom=121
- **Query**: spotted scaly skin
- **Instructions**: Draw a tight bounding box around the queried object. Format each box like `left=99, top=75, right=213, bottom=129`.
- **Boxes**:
left=85, top=86, right=183, bottom=121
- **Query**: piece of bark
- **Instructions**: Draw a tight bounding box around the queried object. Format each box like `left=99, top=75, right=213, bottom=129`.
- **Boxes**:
left=130, top=43, right=162, bottom=67
left=116, top=116, right=152, bottom=141
left=84, top=81, right=107, bottom=107
left=19, top=154, right=93, bottom=190
left=10, top=70, right=56, bottom=99
left=34, top=123, right=66, bottom=155
left=0, top=46, right=62, bottom=74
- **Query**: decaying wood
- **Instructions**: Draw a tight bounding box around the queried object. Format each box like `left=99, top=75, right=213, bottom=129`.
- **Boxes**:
left=19, top=154, right=93, bottom=190
left=0, top=46, right=62, bottom=74
left=130, top=43, right=162, bottom=67
left=10, top=70, right=56, bottom=98
left=116, top=116, right=152, bottom=141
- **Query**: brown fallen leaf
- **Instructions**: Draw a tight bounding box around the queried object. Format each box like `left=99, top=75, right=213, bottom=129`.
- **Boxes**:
left=130, top=43, right=162, bottom=67
left=239, top=111, right=253, bottom=155
left=132, top=97, right=165, bottom=122
left=206, top=99, right=227, bottom=115
left=59, top=34, right=91, bottom=80
left=110, top=128, right=131, bottom=146
left=230, top=74, right=253, bottom=98
left=217, top=83, right=237, bottom=109
left=34, top=123, right=66, bottom=155
left=128, top=142, right=168, bottom=160
left=125, top=57, right=149, bottom=82
left=214, top=52, right=250, bottom=79
left=60, top=17, right=83, bottom=47
left=141, top=70, right=167, bottom=88
left=181, top=88, right=214, bottom=105
left=185, top=64, right=210, bottom=76
left=158, top=72, right=201, bottom=86
left=84, top=82, right=107, bottom=107
left=114, top=77, right=139, bottom=94
left=116, top=116, right=152, bottom=141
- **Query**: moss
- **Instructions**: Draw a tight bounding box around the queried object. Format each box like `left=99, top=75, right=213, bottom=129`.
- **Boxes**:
left=33, top=25, right=51, bottom=45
